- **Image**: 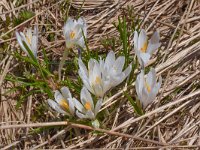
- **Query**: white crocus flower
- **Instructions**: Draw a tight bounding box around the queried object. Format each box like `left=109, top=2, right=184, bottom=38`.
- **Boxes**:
left=135, top=68, right=162, bottom=108
left=47, top=87, right=75, bottom=116
left=99, top=51, right=132, bottom=87
left=134, top=29, right=160, bottom=67
left=63, top=17, right=87, bottom=49
left=74, top=87, right=102, bottom=120
left=16, top=25, right=38, bottom=58
left=78, top=51, right=132, bottom=98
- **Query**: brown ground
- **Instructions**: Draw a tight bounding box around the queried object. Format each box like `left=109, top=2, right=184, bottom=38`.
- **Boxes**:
left=0, top=0, right=200, bottom=149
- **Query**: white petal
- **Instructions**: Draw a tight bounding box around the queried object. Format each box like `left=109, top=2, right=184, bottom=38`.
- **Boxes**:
left=99, top=58, right=105, bottom=73
left=31, top=25, right=38, bottom=57
left=81, top=87, right=94, bottom=110
left=141, top=87, right=151, bottom=108
left=147, top=31, right=160, bottom=55
left=123, top=63, right=132, bottom=78
left=147, top=43, right=161, bottom=55
left=31, top=36, right=37, bottom=57
left=88, top=59, right=96, bottom=74
left=139, top=53, right=151, bottom=67
left=114, top=56, right=125, bottom=73
left=151, top=30, right=160, bottom=43
left=105, top=51, right=115, bottom=69
left=102, top=79, right=112, bottom=95
left=63, top=29, right=70, bottom=41
left=150, top=75, right=162, bottom=98
left=73, top=24, right=83, bottom=40
left=16, top=32, right=27, bottom=53
left=54, top=90, right=64, bottom=104
left=94, top=99, right=102, bottom=116
left=78, top=69, right=88, bottom=82
left=82, top=79, right=94, bottom=94
left=77, top=37, right=85, bottom=48
left=138, top=29, right=148, bottom=51
left=47, top=99, right=67, bottom=114
left=110, top=73, right=125, bottom=87
left=19, top=32, right=32, bottom=53
left=82, top=24, right=87, bottom=38
left=149, top=71, right=162, bottom=101
left=136, top=70, right=144, bottom=97
left=147, top=84, right=159, bottom=106
left=63, top=18, right=75, bottom=48
left=91, top=62, right=101, bottom=85
left=111, top=63, right=131, bottom=87
left=92, top=83, right=104, bottom=98
left=68, top=98, right=75, bottom=115
left=78, top=58, right=88, bottom=77
left=77, top=17, right=86, bottom=25
left=64, top=17, right=74, bottom=34
left=73, top=98, right=85, bottom=113
left=76, top=110, right=87, bottom=119
left=61, top=86, right=72, bottom=99
left=26, top=28, right=32, bottom=40
left=77, top=17, right=87, bottom=36
left=135, top=74, right=140, bottom=99
left=142, top=84, right=151, bottom=105
left=146, top=68, right=156, bottom=89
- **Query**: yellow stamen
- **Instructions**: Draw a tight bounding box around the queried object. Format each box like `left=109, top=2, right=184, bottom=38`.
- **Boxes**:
left=84, top=102, right=91, bottom=110
left=59, top=99, right=69, bottom=110
left=140, top=41, right=148, bottom=53
left=94, top=76, right=101, bottom=84
left=145, top=81, right=151, bottom=93
left=25, top=35, right=32, bottom=45
left=70, top=31, right=75, bottom=39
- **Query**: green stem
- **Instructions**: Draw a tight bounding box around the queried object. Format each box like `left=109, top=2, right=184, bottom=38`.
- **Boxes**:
left=37, top=60, right=46, bottom=80
left=58, top=49, right=69, bottom=81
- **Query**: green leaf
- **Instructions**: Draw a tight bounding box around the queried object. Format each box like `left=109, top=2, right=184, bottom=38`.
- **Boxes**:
left=13, top=10, right=35, bottom=27
left=124, top=91, right=144, bottom=115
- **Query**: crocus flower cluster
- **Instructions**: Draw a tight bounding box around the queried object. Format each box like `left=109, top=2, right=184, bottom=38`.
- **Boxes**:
left=134, top=29, right=162, bottom=108
left=47, top=51, right=131, bottom=120
left=78, top=51, right=132, bottom=98
left=15, top=16, right=163, bottom=127
left=48, top=87, right=102, bottom=120
left=15, top=17, right=86, bottom=58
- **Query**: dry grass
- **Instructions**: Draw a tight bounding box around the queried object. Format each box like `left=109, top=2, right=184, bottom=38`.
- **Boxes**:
left=0, top=0, right=200, bottom=149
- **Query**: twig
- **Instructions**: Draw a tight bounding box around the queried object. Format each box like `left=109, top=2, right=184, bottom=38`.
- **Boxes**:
left=112, top=89, right=200, bottom=131
left=0, top=0, right=40, bottom=15
left=0, top=121, right=166, bottom=146
left=0, top=0, right=64, bottom=39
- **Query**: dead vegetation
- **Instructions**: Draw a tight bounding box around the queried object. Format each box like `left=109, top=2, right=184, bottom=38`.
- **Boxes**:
left=0, top=0, right=200, bottom=149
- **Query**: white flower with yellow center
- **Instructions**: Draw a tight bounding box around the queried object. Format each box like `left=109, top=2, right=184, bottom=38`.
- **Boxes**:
left=78, top=51, right=132, bottom=98
left=135, top=68, right=162, bottom=108
left=47, top=87, right=75, bottom=116
left=134, top=29, right=160, bottom=67
left=63, top=17, right=87, bottom=48
left=99, top=51, right=132, bottom=88
left=74, top=87, right=102, bottom=119
left=16, top=26, right=38, bottom=58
